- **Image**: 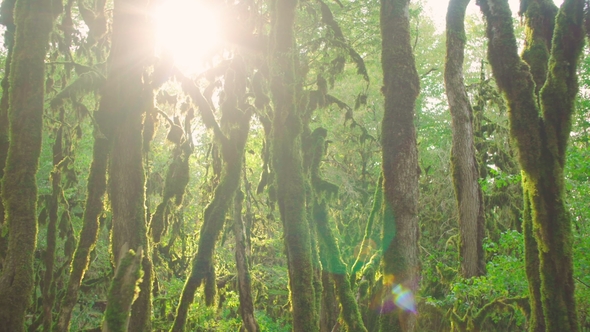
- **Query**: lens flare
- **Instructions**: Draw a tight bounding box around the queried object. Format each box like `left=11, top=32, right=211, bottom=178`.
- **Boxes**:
left=371, top=274, right=417, bottom=315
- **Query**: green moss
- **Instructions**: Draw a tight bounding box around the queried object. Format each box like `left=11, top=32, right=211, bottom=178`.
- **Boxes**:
left=0, top=0, right=53, bottom=330
left=103, top=247, right=143, bottom=332
left=171, top=60, right=252, bottom=332
left=480, top=0, right=583, bottom=330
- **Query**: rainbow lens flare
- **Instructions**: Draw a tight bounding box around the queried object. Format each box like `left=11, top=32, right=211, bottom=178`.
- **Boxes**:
left=372, top=274, right=417, bottom=314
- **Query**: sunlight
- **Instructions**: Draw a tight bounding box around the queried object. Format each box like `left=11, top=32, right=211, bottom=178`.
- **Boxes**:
left=154, top=0, right=221, bottom=75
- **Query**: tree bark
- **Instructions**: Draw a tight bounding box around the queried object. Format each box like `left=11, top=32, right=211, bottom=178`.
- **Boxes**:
left=478, top=0, right=583, bottom=330
left=0, top=0, right=53, bottom=330
left=379, top=0, right=421, bottom=331
left=171, top=65, right=252, bottom=332
left=270, top=0, right=319, bottom=330
left=0, top=0, right=16, bottom=269
left=106, top=0, right=154, bottom=330
left=444, top=0, right=486, bottom=278
left=233, top=190, right=260, bottom=332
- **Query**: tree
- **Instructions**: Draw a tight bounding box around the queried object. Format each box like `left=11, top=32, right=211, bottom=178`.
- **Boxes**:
left=444, top=0, right=486, bottom=278
left=379, top=0, right=421, bottom=331
left=478, top=0, right=584, bottom=330
left=0, top=0, right=54, bottom=330
left=103, top=0, right=154, bottom=329
left=270, top=0, right=319, bottom=330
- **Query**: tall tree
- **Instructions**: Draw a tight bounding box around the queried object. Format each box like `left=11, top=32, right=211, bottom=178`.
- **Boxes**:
left=0, top=0, right=54, bottom=330
left=444, top=0, right=486, bottom=278
left=105, top=0, right=154, bottom=329
left=478, top=0, right=584, bottom=330
left=379, top=0, right=420, bottom=331
left=270, top=0, right=319, bottom=330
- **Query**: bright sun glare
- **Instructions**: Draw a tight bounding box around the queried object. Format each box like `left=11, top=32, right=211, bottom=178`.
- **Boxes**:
left=154, top=0, right=221, bottom=75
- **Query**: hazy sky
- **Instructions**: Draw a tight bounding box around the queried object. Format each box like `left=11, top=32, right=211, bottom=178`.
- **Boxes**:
left=423, top=0, right=565, bottom=32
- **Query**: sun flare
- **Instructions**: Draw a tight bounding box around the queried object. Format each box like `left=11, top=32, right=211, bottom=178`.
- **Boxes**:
left=154, top=0, right=221, bottom=75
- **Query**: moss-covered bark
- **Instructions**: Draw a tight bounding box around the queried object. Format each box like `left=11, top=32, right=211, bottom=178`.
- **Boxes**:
left=0, top=0, right=16, bottom=268
left=444, top=0, right=486, bottom=278
left=309, top=128, right=367, bottom=332
left=103, top=246, right=143, bottom=332
left=0, top=0, right=54, bottom=330
left=351, top=174, right=382, bottom=277
left=54, top=122, right=110, bottom=332
left=171, top=65, right=252, bottom=332
left=478, top=0, right=584, bottom=330
left=233, top=190, right=260, bottom=332
left=270, top=0, right=319, bottom=330
left=105, top=0, right=154, bottom=330
left=42, top=109, right=65, bottom=331
left=379, top=0, right=421, bottom=331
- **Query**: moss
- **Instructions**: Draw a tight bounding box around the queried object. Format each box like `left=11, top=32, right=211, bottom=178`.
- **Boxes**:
left=171, top=60, right=252, bottom=332
left=54, top=127, right=109, bottom=332
left=379, top=0, right=421, bottom=330
left=269, top=0, right=319, bottom=330
left=103, top=247, right=143, bottom=332
left=480, top=0, right=583, bottom=330
left=0, top=0, right=53, bottom=330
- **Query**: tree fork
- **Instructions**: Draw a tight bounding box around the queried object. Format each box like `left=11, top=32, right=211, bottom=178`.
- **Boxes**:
left=478, top=0, right=584, bottom=330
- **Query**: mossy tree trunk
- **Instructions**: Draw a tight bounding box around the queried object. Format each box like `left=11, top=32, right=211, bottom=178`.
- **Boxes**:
left=106, top=0, right=154, bottom=330
left=270, top=0, right=319, bottom=330
left=54, top=63, right=114, bottom=332
left=444, top=0, right=486, bottom=278
left=171, top=63, right=252, bottom=332
left=233, top=189, right=260, bottom=332
left=0, top=0, right=16, bottom=268
left=379, top=0, right=421, bottom=331
left=309, top=128, right=367, bottom=332
left=0, top=0, right=54, bottom=330
left=42, top=108, right=65, bottom=331
left=519, top=2, right=557, bottom=329
left=478, top=0, right=584, bottom=330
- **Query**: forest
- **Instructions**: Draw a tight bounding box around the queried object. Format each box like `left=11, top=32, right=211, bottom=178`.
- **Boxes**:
left=0, top=0, right=588, bottom=331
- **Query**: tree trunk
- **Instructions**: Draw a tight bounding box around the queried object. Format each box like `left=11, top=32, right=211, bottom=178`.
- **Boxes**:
left=0, top=0, right=53, bottom=330
left=444, top=0, right=486, bottom=278
left=0, top=0, right=16, bottom=269
left=171, top=64, right=252, bottom=332
left=54, top=122, right=110, bottom=332
left=379, top=0, right=420, bottom=331
left=478, top=0, right=583, bottom=330
left=270, top=0, right=319, bottom=330
left=233, top=190, right=260, bottom=332
left=103, top=245, right=143, bottom=332
left=42, top=109, right=65, bottom=331
left=106, top=0, right=154, bottom=330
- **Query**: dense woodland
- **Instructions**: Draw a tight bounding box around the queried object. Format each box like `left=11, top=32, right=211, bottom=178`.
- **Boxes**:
left=0, top=0, right=588, bottom=331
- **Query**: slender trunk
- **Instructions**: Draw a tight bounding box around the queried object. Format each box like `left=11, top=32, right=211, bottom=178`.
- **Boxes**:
left=0, top=0, right=53, bottom=330
left=171, top=65, right=251, bottom=332
left=0, top=0, right=16, bottom=268
left=54, top=126, right=109, bottom=332
left=233, top=190, right=259, bottom=332
left=42, top=109, right=65, bottom=331
left=310, top=128, right=367, bottom=332
left=270, top=0, right=319, bottom=330
left=478, top=0, right=584, bottom=330
left=444, top=0, right=486, bottom=278
left=379, top=0, right=420, bottom=331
